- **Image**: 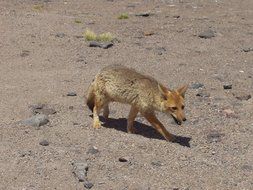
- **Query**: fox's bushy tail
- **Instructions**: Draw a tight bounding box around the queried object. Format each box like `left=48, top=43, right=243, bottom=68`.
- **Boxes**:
left=86, top=82, right=95, bottom=112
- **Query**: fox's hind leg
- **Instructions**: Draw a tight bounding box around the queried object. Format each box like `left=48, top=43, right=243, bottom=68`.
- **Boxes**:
left=127, top=106, right=139, bottom=134
left=93, top=99, right=103, bottom=129
left=103, top=103, right=110, bottom=119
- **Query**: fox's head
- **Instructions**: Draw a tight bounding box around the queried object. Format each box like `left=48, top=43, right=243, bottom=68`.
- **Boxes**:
left=158, top=84, right=188, bottom=125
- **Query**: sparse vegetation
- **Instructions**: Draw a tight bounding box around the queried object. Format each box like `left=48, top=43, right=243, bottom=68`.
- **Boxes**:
left=84, top=30, right=97, bottom=41
left=33, top=4, right=44, bottom=11
left=84, top=29, right=114, bottom=42
left=118, top=13, right=129, bottom=19
left=96, top=32, right=114, bottom=42
left=74, top=19, right=82, bottom=24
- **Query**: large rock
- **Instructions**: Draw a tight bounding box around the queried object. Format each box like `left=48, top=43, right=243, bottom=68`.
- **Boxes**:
left=21, top=114, right=49, bottom=127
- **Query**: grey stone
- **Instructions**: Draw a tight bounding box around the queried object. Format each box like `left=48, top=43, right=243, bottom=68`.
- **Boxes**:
left=67, top=92, right=77, bottom=96
left=101, top=42, right=113, bottom=49
left=242, top=47, right=253, bottom=52
left=223, top=84, right=232, bottom=89
left=190, top=83, right=204, bottom=89
left=196, top=92, right=210, bottom=98
left=87, top=146, right=99, bottom=154
left=207, top=131, right=224, bottom=143
left=20, top=50, right=30, bottom=57
left=39, top=140, right=49, bottom=146
left=55, top=33, right=65, bottom=38
left=21, top=114, right=49, bottom=127
left=83, top=180, right=94, bottom=189
left=198, top=29, right=215, bottom=39
left=151, top=161, right=162, bottom=167
left=72, top=161, right=88, bottom=182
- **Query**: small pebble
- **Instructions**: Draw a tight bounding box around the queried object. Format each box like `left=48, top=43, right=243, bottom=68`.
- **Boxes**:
left=55, top=33, right=65, bottom=38
left=198, top=29, right=215, bottom=39
left=119, top=157, right=128, bottom=162
left=67, top=92, right=77, bottom=96
left=190, top=82, right=204, bottom=89
left=223, top=84, right=232, bottom=90
left=83, top=181, right=94, bottom=189
left=87, top=146, right=99, bottom=154
left=39, top=140, right=49, bottom=146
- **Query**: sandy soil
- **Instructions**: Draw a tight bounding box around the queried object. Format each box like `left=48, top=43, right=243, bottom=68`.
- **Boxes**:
left=0, top=0, right=253, bottom=189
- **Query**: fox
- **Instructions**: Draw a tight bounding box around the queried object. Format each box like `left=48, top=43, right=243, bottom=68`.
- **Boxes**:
left=86, top=65, right=188, bottom=142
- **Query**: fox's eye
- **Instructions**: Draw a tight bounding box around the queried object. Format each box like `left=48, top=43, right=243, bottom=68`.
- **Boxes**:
left=182, top=105, right=185, bottom=109
left=171, top=107, right=177, bottom=111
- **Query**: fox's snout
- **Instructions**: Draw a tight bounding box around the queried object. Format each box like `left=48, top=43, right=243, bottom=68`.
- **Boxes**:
left=172, top=114, right=186, bottom=125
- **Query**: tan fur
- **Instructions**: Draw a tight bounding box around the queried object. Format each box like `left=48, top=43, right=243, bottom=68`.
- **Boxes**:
left=86, top=65, right=188, bottom=141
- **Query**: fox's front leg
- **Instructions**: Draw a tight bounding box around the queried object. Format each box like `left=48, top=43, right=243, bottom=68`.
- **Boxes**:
left=127, top=106, right=139, bottom=134
left=143, top=113, right=175, bottom=142
left=93, top=99, right=102, bottom=129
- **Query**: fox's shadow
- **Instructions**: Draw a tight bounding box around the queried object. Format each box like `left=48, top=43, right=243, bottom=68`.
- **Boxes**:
left=96, top=116, right=191, bottom=147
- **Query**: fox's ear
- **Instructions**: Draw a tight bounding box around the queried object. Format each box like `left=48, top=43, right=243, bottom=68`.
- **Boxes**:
left=177, top=85, right=188, bottom=97
left=158, top=84, right=170, bottom=100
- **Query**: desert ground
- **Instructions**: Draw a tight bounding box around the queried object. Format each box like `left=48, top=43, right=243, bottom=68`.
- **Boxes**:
left=0, top=0, right=253, bottom=189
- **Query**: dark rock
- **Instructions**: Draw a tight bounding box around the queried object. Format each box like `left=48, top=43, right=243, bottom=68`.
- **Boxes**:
left=198, top=29, right=215, bottom=39
left=72, top=161, right=88, bottom=182
left=207, top=131, right=224, bottom=143
left=21, top=114, right=49, bottom=127
left=223, top=84, right=232, bottom=89
left=89, top=41, right=113, bottom=49
left=135, top=12, right=153, bottom=17
left=20, top=50, right=30, bottom=57
left=83, top=180, right=94, bottom=189
left=232, top=93, right=251, bottom=101
left=101, top=42, right=113, bottom=49
left=144, top=31, right=154, bottom=36
left=87, top=146, right=99, bottom=154
left=69, top=106, right=74, bottom=110
left=242, top=47, right=253, bottom=52
left=190, top=83, right=204, bottom=89
left=119, top=157, right=128, bottom=162
left=67, top=92, right=77, bottom=96
left=173, top=15, right=180, bottom=19
left=39, top=140, right=49, bottom=146
left=55, top=33, right=65, bottom=38
left=196, top=92, right=210, bottom=98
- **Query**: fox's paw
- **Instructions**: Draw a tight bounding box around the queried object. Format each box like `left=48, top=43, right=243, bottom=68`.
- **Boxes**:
left=127, top=126, right=137, bottom=134
left=93, top=121, right=101, bottom=129
left=166, top=134, right=176, bottom=142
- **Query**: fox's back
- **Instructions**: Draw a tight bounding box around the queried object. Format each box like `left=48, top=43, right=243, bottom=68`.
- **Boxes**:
left=96, top=65, right=159, bottom=107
